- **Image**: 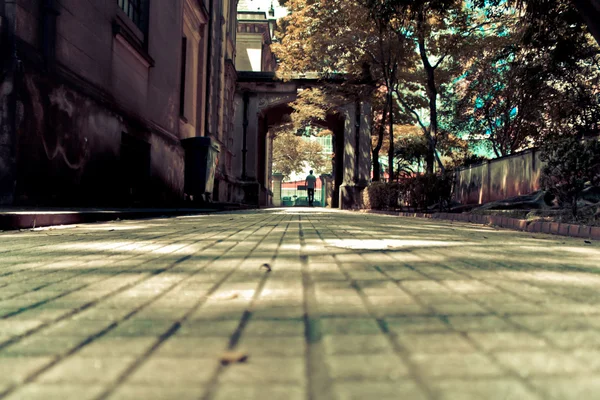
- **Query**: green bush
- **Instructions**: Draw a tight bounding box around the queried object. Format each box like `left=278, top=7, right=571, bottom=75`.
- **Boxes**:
left=363, top=182, right=401, bottom=210
left=363, top=174, right=453, bottom=211
left=540, top=137, right=600, bottom=217
left=402, top=173, right=454, bottom=212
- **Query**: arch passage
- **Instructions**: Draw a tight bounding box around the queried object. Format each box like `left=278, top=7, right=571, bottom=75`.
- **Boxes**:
left=232, top=72, right=372, bottom=209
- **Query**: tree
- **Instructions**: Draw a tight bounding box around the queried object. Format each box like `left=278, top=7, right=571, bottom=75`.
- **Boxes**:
left=380, top=0, right=514, bottom=173
left=453, top=38, right=542, bottom=157
left=452, top=1, right=600, bottom=154
left=272, top=131, right=328, bottom=179
left=273, top=0, right=413, bottom=181
left=540, top=136, right=600, bottom=217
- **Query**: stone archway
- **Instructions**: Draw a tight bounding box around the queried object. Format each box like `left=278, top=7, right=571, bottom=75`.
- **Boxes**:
left=232, top=72, right=372, bottom=209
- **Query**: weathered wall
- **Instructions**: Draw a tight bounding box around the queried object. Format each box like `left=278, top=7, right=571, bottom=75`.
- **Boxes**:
left=15, top=70, right=184, bottom=206
left=454, top=149, right=543, bottom=205
left=0, top=0, right=188, bottom=206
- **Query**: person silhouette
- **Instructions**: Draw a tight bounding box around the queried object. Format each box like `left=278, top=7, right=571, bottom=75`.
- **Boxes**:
left=305, top=170, right=316, bottom=207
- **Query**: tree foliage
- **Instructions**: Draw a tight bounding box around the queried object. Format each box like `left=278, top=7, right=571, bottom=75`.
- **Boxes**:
left=275, top=0, right=600, bottom=199
left=451, top=2, right=600, bottom=156
left=540, top=137, right=600, bottom=217
left=272, top=131, right=329, bottom=179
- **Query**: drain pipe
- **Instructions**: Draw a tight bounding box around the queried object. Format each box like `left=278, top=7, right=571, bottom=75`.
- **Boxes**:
left=242, top=91, right=249, bottom=180
left=354, top=99, right=361, bottom=184
left=203, top=0, right=214, bottom=137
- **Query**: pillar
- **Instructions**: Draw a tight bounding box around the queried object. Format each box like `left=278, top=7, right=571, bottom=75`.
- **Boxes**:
left=339, top=100, right=372, bottom=209
left=272, top=173, right=284, bottom=206
left=320, top=174, right=333, bottom=207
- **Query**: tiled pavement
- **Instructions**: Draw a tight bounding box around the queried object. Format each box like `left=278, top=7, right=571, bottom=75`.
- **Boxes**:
left=1, top=208, right=600, bottom=400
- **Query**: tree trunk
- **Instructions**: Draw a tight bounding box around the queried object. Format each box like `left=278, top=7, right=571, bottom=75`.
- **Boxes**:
left=388, top=91, right=394, bottom=182
left=373, top=149, right=381, bottom=182
left=372, top=96, right=389, bottom=182
left=417, top=9, right=438, bottom=175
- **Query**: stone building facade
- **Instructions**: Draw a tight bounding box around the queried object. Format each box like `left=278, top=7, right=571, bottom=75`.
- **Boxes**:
left=0, top=0, right=240, bottom=206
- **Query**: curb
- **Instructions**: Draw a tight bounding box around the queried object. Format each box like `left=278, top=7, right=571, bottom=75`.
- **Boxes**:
left=362, top=210, right=600, bottom=241
left=0, top=205, right=254, bottom=231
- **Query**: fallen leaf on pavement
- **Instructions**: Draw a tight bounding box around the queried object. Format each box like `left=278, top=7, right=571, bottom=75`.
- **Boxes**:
left=260, top=263, right=272, bottom=272
left=220, top=351, right=248, bottom=365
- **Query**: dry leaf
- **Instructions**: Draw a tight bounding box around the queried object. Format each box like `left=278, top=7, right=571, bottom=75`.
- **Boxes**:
left=260, top=263, right=272, bottom=272
left=222, top=293, right=239, bottom=300
left=220, top=351, right=248, bottom=365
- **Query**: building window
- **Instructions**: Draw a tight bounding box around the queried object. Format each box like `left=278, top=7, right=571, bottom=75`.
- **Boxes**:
left=118, top=0, right=144, bottom=30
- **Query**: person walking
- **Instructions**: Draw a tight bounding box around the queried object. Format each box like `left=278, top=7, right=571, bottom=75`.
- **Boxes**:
left=305, top=170, right=317, bottom=207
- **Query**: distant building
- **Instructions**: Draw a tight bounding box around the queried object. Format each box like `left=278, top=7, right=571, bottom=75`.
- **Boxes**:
left=236, top=7, right=278, bottom=72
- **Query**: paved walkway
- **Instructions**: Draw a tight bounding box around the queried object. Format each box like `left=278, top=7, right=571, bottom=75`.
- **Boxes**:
left=1, top=208, right=599, bottom=400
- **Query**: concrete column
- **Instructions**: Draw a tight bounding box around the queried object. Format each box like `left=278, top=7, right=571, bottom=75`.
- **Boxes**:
left=339, top=100, right=372, bottom=210
left=245, top=95, right=259, bottom=181
left=272, top=173, right=284, bottom=206
left=319, top=174, right=333, bottom=207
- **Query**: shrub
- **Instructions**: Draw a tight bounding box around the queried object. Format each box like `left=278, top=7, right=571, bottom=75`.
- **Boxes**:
left=540, top=137, right=600, bottom=217
left=402, top=173, right=454, bottom=212
left=363, top=182, right=401, bottom=210
left=364, top=174, right=454, bottom=211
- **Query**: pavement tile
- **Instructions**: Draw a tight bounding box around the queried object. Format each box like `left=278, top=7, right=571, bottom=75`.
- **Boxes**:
left=323, top=334, right=392, bottom=355
left=35, top=356, right=136, bottom=383
left=530, top=377, right=600, bottom=399
left=0, top=320, right=45, bottom=337
left=320, top=317, right=381, bottom=336
left=106, top=385, right=205, bottom=400
left=213, top=384, right=305, bottom=400
left=429, top=302, right=488, bottom=315
left=386, top=316, right=451, bottom=333
left=429, top=378, right=542, bottom=400
left=542, top=330, right=600, bottom=349
left=104, top=319, right=174, bottom=337
left=237, top=336, right=306, bottom=357
left=218, top=356, right=305, bottom=385
left=446, top=315, right=518, bottom=332
left=494, top=351, right=589, bottom=377
left=243, top=319, right=305, bottom=337
left=395, top=332, right=478, bottom=353
left=0, top=356, right=54, bottom=384
left=3, top=383, right=105, bottom=400
left=154, top=336, right=229, bottom=358
left=76, top=336, right=157, bottom=357
left=127, top=357, right=218, bottom=385
left=467, top=332, right=549, bottom=351
left=410, top=352, right=504, bottom=378
left=509, top=315, right=600, bottom=331
left=327, top=354, right=409, bottom=381
left=332, top=381, right=428, bottom=400
left=1, top=335, right=83, bottom=357
left=177, top=320, right=241, bottom=337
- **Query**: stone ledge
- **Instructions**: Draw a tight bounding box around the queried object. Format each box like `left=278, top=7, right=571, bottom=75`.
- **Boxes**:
left=361, top=210, right=600, bottom=240
left=0, top=204, right=256, bottom=231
